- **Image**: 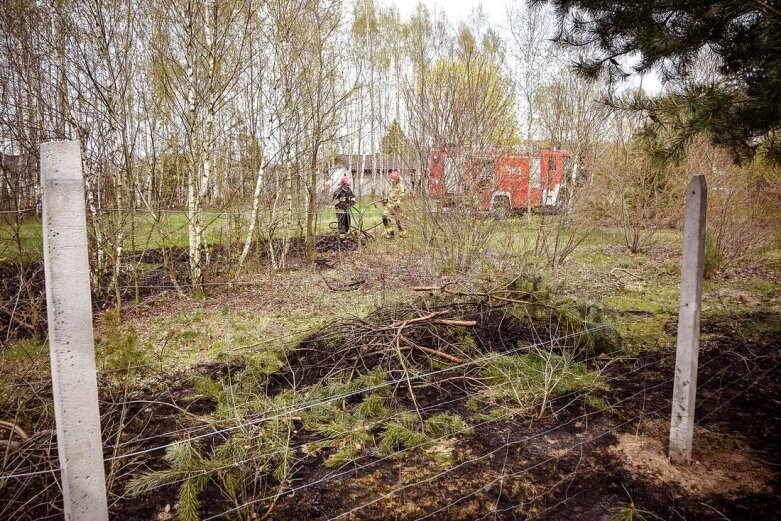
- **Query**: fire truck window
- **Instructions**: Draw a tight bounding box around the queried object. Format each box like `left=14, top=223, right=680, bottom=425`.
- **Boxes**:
left=548, top=155, right=556, bottom=172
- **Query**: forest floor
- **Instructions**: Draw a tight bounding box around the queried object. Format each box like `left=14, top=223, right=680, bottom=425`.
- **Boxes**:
left=1, top=219, right=780, bottom=520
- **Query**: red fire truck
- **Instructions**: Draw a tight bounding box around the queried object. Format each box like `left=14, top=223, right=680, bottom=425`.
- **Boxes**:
left=429, top=148, right=579, bottom=216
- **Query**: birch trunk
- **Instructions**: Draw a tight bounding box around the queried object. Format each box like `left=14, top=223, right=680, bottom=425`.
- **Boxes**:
left=268, top=170, right=281, bottom=269
left=280, top=159, right=293, bottom=270
left=186, top=1, right=203, bottom=288
left=305, top=153, right=318, bottom=260
left=237, top=144, right=265, bottom=273
left=200, top=0, right=215, bottom=200
left=81, top=139, right=104, bottom=285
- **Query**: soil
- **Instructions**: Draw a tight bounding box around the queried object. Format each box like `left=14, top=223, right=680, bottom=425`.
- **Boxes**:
left=3, top=236, right=780, bottom=520
left=95, top=308, right=780, bottom=521
left=612, top=428, right=772, bottom=498
left=0, top=232, right=371, bottom=339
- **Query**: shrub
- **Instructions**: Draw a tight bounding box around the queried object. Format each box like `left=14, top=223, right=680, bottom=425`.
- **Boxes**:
left=100, top=310, right=149, bottom=373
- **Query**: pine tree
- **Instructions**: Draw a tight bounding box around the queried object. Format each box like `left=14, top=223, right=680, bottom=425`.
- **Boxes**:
left=380, top=118, right=411, bottom=157
left=539, top=0, right=781, bottom=163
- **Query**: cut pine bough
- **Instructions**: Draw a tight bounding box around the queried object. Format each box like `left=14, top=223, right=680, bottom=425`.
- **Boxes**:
left=116, top=283, right=620, bottom=519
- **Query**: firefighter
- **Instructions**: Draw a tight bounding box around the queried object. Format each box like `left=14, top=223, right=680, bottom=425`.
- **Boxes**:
left=383, top=170, right=406, bottom=239
left=332, top=175, right=356, bottom=239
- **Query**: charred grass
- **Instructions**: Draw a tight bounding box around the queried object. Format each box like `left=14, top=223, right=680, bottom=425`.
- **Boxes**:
left=2, top=229, right=780, bottom=520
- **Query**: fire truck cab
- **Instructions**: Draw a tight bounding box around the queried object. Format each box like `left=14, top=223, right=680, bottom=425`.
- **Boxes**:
left=429, top=148, right=576, bottom=216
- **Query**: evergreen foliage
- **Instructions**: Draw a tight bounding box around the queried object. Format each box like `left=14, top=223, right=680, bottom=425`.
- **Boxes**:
left=100, top=310, right=149, bottom=373
left=480, top=351, right=604, bottom=410
left=540, top=0, right=781, bottom=162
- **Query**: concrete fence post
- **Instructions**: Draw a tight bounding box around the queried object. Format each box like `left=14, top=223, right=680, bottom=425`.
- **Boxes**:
left=669, top=175, right=707, bottom=465
left=41, top=140, right=109, bottom=520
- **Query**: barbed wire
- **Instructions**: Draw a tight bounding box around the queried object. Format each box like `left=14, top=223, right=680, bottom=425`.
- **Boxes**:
left=0, top=326, right=620, bottom=484
left=203, top=366, right=682, bottom=521
left=104, top=326, right=611, bottom=463
left=0, top=468, right=59, bottom=481
left=106, top=347, right=668, bottom=493
left=0, top=207, right=39, bottom=215
left=695, top=359, right=781, bottom=425
left=108, top=391, right=507, bottom=500
left=3, top=311, right=746, bottom=455
left=0, top=330, right=688, bottom=478
left=104, top=346, right=663, bottom=455
left=410, top=348, right=758, bottom=521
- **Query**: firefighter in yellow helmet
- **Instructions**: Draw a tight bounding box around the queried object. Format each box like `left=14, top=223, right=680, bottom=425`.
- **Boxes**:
left=383, top=170, right=406, bottom=239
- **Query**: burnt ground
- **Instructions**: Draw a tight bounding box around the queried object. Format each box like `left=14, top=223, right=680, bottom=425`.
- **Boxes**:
left=86, top=308, right=780, bottom=521
left=0, top=232, right=365, bottom=339
left=260, top=313, right=781, bottom=521
left=2, top=305, right=779, bottom=521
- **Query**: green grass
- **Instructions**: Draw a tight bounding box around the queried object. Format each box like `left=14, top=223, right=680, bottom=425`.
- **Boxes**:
left=0, top=203, right=388, bottom=261
left=477, top=350, right=605, bottom=418
left=0, top=219, right=44, bottom=260
left=317, top=203, right=385, bottom=238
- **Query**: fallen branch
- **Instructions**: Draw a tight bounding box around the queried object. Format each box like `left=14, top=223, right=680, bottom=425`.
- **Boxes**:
left=387, top=311, right=448, bottom=329
left=394, top=320, right=423, bottom=421
left=432, top=319, right=477, bottom=327
left=609, top=267, right=643, bottom=281
left=399, top=334, right=463, bottom=363
left=0, top=420, right=29, bottom=440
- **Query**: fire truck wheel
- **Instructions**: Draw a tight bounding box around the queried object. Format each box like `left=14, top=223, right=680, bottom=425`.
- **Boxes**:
left=490, top=197, right=511, bottom=220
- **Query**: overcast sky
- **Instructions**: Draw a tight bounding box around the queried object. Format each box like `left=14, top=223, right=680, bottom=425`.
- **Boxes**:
left=390, top=0, right=663, bottom=94
left=393, top=0, right=507, bottom=24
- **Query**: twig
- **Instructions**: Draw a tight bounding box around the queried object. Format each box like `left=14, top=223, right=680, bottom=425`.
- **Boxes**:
left=387, top=311, right=448, bottom=329
left=432, top=319, right=476, bottom=327
left=0, top=421, right=29, bottom=440
left=609, top=267, right=644, bottom=281
left=398, top=335, right=463, bottom=364
left=394, top=320, right=423, bottom=421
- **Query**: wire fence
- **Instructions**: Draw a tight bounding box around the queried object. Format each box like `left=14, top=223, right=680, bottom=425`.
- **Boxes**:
left=108, top=348, right=672, bottom=482
left=0, top=324, right=586, bottom=469
left=103, top=346, right=663, bottom=458
left=0, top=207, right=39, bottom=215
left=1, top=315, right=777, bottom=521
left=200, top=344, right=772, bottom=520
left=104, top=326, right=611, bottom=463
left=0, top=325, right=645, bottom=484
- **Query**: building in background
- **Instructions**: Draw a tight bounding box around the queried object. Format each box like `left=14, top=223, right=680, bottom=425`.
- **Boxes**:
left=326, top=154, right=418, bottom=198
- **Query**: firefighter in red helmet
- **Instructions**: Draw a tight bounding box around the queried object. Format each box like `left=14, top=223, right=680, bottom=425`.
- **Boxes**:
left=383, top=170, right=406, bottom=239
left=332, top=175, right=355, bottom=239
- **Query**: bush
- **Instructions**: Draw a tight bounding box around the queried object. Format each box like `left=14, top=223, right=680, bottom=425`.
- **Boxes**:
left=407, top=193, right=503, bottom=274
left=100, top=310, right=149, bottom=373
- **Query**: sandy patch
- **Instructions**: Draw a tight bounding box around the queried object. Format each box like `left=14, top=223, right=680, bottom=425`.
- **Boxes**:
left=611, top=430, right=773, bottom=498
